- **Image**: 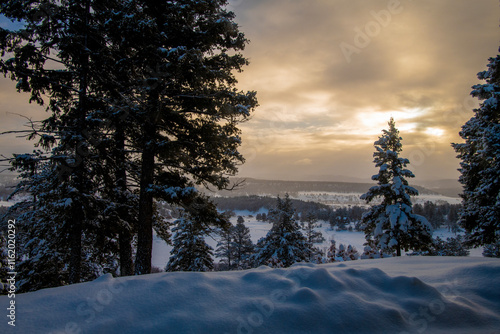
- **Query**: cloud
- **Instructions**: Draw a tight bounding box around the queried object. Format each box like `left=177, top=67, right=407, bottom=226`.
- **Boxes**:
left=293, top=158, right=313, bottom=166
left=233, top=0, right=498, bottom=181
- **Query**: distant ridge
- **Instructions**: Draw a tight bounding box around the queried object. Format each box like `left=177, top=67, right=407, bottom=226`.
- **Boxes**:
left=211, top=177, right=443, bottom=197
left=413, top=179, right=462, bottom=198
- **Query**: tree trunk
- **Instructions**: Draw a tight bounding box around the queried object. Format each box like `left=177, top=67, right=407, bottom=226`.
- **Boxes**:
left=119, top=230, right=134, bottom=276
left=135, top=120, right=156, bottom=275
left=69, top=0, right=91, bottom=284
left=69, top=202, right=83, bottom=284
left=115, top=126, right=134, bottom=276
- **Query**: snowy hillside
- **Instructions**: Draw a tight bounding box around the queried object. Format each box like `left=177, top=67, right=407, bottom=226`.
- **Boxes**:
left=1, top=257, right=499, bottom=333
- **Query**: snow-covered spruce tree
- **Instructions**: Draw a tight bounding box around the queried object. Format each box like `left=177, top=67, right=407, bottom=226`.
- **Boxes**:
left=336, top=244, right=347, bottom=261
left=231, top=216, right=254, bottom=269
left=0, top=0, right=141, bottom=284
left=361, top=118, right=433, bottom=256
left=325, top=243, right=359, bottom=262
left=483, top=242, right=500, bottom=258
left=435, top=236, right=470, bottom=256
left=408, top=236, right=470, bottom=257
left=102, top=0, right=257, bottom=275
left=2, top=151, right=123, bottom=292
left=326, top=240, right=337, bottom=262
left=215, top=224, right=234, bottom=270
left=0, top=0, right=91, bottom=285
left=345, top=245, right=360, bottom=261
left=302, top=212, right=325, bottom=262
left=1, top=152, right=74, bottom=291
left=452, top=48, right=500, bottom=248
left=253, top=194, right=311, bottom=267
left=361, top=246, right=381, bottom=260
left=166, top=213, right=214, bottom=272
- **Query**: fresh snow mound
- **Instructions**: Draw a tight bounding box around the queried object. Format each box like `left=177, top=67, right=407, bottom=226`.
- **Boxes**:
left=1, top=257, right=499, bottom=333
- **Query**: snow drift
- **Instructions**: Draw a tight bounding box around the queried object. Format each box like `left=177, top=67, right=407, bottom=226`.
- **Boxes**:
left=1, top=257, right=499, bottom=334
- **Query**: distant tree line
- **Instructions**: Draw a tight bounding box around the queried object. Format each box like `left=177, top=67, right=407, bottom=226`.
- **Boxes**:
left=212, top=195, right=330, bottom=214
left=413, top=202, right=461, bottom=232
left=214, top=195, right=462, bottom=232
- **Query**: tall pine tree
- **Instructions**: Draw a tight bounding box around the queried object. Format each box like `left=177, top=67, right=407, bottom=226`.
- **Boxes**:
left=302, top=212, right=324, bottom=262
left=0, top=0, right=132, bottom=284
left=452, top=48, right=500, bottom=248
left=215, top=224, right=234, bottom=270
left=361, top=118, right=432, bottom=256
left=103, top=0, right=257, bottom=275
left=232, top=216, right=254, bottom=270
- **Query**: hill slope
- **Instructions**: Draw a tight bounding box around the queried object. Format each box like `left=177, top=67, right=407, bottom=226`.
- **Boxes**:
left=2, top=257, right=499, bottom=334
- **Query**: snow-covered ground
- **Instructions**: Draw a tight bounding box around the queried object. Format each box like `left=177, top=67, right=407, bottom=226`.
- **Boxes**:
left=2, top=257, right=499, bottom=333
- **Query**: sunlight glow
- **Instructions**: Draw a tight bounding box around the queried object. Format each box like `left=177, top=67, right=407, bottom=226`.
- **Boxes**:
left=356, top=107, right=428, bottom=136
left=425, top=127, right=445, bottom=137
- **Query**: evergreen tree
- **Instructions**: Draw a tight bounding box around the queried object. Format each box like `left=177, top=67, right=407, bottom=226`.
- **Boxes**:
left=102, top=0, right=257, bottom=275
left=446, top=206, right=460, bottom=234
left=166, top=213, right=214, bottom=272
left=452, top=48, right=500, bottom=248
left=361, top=245, right=381, bottom=260
left=302, top=212, right=325, bottom=262
left=431, top=236, right=470, bottom=256
left=345, top=245, right=360, bottom=261
left=0, top=0, right=142, bottom=285
left=231, top=216, right=254, bottom=269
left=253, top=194, right=311, bottom=267
left=236, top=216, right=245, bottom=225
left=360, top=118, right=433, bottom=256
left=215, top=224, right=234, bottom=270
left=3, top=154, right=71, bottom=291
left=360, top=240, right=394, bottom=259
left=483, top=241, right=500, bottom=258
left=409, top=236, right=470, bottom=257
left=336, top=244, right=347, bottom=261
left=326, top=240, right=336, bottom=262
left=2, top=151, right=123, bottom=292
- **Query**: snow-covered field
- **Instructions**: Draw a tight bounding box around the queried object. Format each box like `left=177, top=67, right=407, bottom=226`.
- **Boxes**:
left=2, top=257, right=499, bottom=333
left=152, top=212, right=483, bottom=269
left=294, top=191, right=461, bottom=207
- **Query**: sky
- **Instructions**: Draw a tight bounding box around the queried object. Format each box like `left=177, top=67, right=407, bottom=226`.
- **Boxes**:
left=227, top=0, right=500, bottom=183
left=0, top=0, right=499, bottom=184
